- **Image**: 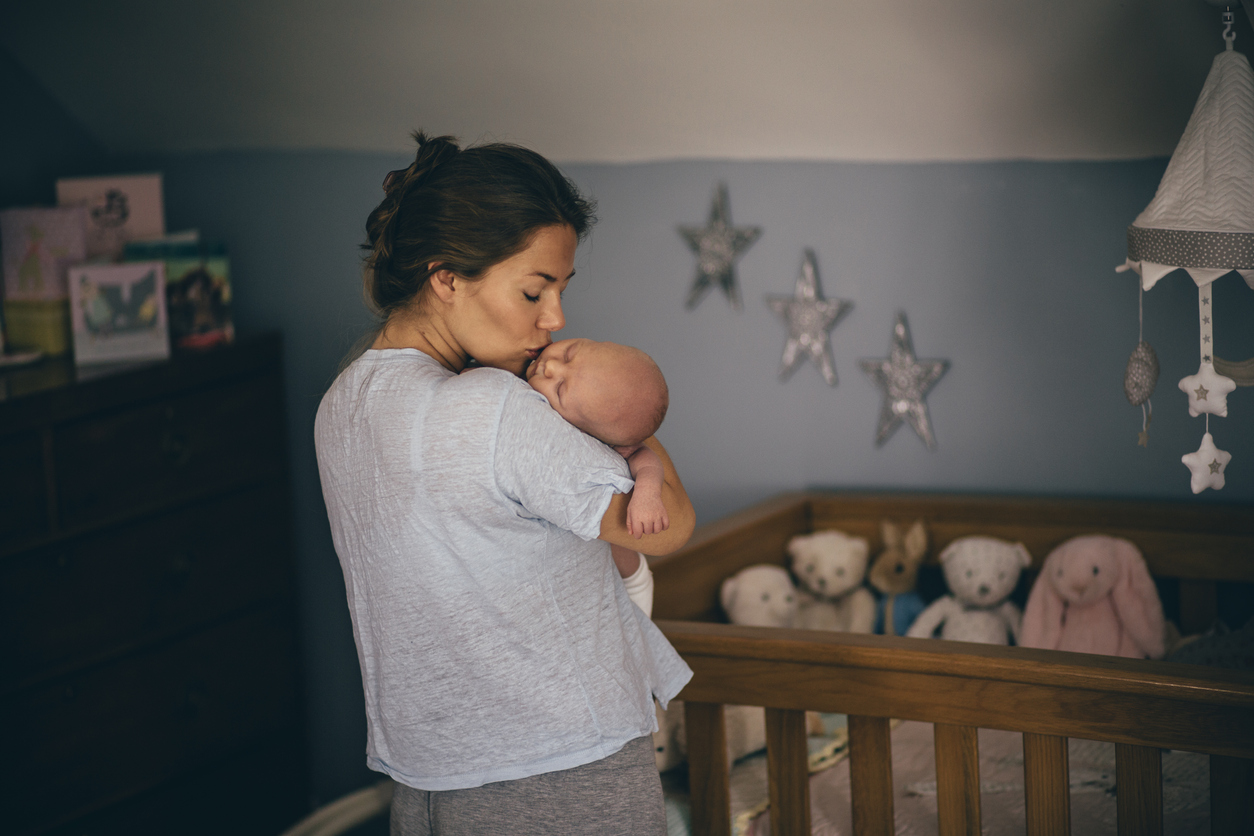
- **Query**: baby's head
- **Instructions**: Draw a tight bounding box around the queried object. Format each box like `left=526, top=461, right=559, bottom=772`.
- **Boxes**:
left=526, top=338, right=668, bottom=446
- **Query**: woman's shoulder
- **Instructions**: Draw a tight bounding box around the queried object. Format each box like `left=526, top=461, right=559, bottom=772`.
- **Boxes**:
left=320, top=349, right=447, bottom=410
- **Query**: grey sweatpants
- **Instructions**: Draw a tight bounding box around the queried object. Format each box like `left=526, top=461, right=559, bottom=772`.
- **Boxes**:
left=389, top=735, right=666, bottom=836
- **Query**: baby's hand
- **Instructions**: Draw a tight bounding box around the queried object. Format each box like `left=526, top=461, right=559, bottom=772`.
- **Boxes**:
left=626, top=493, right=670, bottom=538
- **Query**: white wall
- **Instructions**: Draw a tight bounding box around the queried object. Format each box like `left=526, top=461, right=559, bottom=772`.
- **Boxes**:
left=0, top=0, right=1244, bottom=161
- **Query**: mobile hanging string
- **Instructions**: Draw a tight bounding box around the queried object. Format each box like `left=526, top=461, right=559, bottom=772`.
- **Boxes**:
left=1224, top=7, right=1236, bottom=50
left=1139, top=283, right=1151, bottom=437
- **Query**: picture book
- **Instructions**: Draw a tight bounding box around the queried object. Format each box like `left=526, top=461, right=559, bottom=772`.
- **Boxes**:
left=124, top=240, right=233, bottom=350
left=56, top=173, right=165, bottom=260
left=67, top=261, right=170, bottom=365
left=0, top=206, right=88, bottom=301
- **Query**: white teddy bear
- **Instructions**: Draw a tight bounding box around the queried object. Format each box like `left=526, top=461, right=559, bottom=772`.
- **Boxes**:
left=719, top=564, right=798, bottom=627
left=787, top=530, right=876, bottom=633
left=906, top=536, right=1031, bottom=644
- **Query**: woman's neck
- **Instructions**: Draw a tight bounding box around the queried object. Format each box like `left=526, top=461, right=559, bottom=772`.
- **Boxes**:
left=373, top=308, right=467, bottom=373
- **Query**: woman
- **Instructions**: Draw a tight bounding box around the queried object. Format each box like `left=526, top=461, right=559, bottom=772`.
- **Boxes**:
left=314, top=132, right=695, bottom=836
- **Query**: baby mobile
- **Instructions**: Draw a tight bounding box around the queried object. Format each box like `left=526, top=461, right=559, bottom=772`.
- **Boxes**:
left=1117, top=2, right=1254, bottom=493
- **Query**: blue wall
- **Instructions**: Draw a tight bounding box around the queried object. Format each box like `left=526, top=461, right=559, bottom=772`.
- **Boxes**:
left=134, top=150, right=1254, bottom=802
left=0, top=48, right=105, bottom=208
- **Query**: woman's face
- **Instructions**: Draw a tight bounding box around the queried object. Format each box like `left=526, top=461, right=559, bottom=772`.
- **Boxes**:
left=449, top=224, right=577, bottom=376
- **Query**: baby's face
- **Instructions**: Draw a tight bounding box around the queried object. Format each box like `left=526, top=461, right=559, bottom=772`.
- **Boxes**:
left=526, top=338, right=617, bottom=435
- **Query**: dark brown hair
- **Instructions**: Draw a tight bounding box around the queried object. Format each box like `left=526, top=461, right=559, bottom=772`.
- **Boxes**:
left=362, top=131, right=597, bottom=320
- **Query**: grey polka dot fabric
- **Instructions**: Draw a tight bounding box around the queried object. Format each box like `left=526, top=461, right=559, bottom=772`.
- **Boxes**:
left=1128, top=225, right=1254, bottom=269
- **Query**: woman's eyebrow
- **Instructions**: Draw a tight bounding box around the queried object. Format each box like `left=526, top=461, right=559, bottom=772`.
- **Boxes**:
left=534, top=270, right=576, bottom=282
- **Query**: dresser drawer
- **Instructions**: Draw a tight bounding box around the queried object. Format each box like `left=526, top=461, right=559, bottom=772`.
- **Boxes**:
left=0, top=484, right=291, bottom=692
left=1, top=605, right=300, bottom=834
left=53, top=373, right=285, bottom=531
left=0, top=429, right=48, bottom=547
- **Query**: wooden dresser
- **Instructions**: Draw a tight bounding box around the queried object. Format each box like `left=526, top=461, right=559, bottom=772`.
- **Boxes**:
left=0, top=333, right=307, bottom=836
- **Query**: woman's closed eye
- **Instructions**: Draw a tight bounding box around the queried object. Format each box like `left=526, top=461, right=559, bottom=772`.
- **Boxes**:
left=524, top=291, right=540, bottom=303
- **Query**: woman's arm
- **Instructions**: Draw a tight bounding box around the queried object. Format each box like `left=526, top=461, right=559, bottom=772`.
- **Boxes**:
left=599, top=436, right=694, bottom=555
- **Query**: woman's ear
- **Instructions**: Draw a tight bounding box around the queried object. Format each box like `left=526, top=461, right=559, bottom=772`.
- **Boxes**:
left=427, top=266, right=458, bottom=304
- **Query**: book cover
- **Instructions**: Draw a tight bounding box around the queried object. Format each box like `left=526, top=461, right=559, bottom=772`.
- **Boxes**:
left=124, top=240, right=233, bottom=349
left=56, top=173, right=165, bottom=260
left=68, top=261, right=170, bottom=365
left=0, top=206, right=88, bottom=301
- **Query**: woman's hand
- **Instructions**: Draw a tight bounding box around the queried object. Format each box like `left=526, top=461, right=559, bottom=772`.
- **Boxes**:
left=599, top=436, right=694, bottom=555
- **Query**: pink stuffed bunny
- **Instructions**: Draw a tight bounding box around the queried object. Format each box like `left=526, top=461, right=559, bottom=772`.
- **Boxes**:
left=1020, top=535, right=1165, bottom=659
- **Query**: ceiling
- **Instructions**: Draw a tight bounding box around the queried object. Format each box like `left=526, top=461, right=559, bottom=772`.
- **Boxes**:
left=2, top=0, right=1250, bottom=162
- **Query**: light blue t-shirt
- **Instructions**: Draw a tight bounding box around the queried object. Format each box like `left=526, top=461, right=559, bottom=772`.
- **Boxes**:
left=314, top=349, right=692, bottom=791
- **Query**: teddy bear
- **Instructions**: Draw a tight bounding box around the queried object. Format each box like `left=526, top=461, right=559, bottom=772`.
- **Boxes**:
left=653, top=700, right=825, bottom=772
left=719, top=564, right=799, bottom=627
left=1019, top=535, right=1165, bottom=659
left=868, top=519, right=928, bottom=637
left=905, top=536, right=1031, bottom=644
left=787, top=530, right=876, bottom=633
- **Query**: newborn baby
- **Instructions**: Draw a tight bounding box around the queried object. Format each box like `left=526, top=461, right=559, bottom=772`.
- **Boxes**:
left=526, top=338, right=670, bottom=538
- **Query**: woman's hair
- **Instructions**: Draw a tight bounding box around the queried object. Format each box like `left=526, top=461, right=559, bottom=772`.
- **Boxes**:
left=362, top=131, right=597, bottom=320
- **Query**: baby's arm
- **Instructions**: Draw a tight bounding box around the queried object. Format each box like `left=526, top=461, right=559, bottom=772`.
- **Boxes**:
left=614, top=444, right=669, bottom=538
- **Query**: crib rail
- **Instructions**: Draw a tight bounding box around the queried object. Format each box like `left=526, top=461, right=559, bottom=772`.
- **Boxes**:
left=658, top=621, right=1254, bottom=836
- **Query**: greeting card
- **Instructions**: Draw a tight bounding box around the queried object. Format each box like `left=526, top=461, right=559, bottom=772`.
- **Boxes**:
left=68, top=261, right=169, bottom=365
left=56, top=173, right=165, bottom=260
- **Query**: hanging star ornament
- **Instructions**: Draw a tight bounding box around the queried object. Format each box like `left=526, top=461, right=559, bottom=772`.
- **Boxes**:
left=1181, top=432, right=1231, bottom=494
left=1178, top=361, right=1237, bottom=417
left=766, top=249, right=853, bottom=386
left=678, top=182, right=762, bottom=310
left=860, top=312, right=949, bottom=450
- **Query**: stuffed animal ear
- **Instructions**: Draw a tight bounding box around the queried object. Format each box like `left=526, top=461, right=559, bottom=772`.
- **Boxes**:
left=1020, top=553, right=1065, bottom=650
left=904, top=520, right=928, bottom=562
left=1013, top=542, right=1032, bottom=569
left=1109, top=539, right=1166, bottom=659
left=881, top=520, right=901, bottom=550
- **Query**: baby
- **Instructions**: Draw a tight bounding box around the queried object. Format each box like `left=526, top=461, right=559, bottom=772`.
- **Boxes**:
left=526, top=338, right=670, bottom=615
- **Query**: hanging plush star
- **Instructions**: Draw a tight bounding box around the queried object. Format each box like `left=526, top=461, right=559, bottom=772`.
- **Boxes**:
left=860, top=312, right=949, bottom=450
left=766, top=249, right=853, bottom=386
left=1181, top=432, right=1231, bottom=494
left=1177, top=361, right=1237, bottom=417
left=678, top=182, right=762, bottom=311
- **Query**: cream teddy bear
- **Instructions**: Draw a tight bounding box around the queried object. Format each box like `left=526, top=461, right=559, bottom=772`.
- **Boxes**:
left=719, top=564, right=799, bottom=627
left=905, top=536, right=1031, bottom=644
left=787, top=530, right=876, bottom=633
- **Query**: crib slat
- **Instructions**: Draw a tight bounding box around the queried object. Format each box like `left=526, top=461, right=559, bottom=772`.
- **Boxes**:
left=848, top=715, right=894, bottom=836
left=1210, top=754, right=1254, bottom=836
left=765, top=708, right=811, bottom=836
left=934, top=723, right=980, bottom=836
left=1115, top=743, right=1161, bottom=836
left=684, top=702, right=731, bottom=836
left=1023, top=733, right=1070, bottom=836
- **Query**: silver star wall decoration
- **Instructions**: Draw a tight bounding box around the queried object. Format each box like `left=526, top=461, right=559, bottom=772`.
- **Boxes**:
left=860, top=312, right=949, bottom=450
left=678, top=182, right=762, bottom=310
left=766, top=249, right=853, bottom=386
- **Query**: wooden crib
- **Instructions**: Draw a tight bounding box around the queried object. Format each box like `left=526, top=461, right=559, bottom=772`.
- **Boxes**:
left=650, top=491, right=1254, bottom=836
